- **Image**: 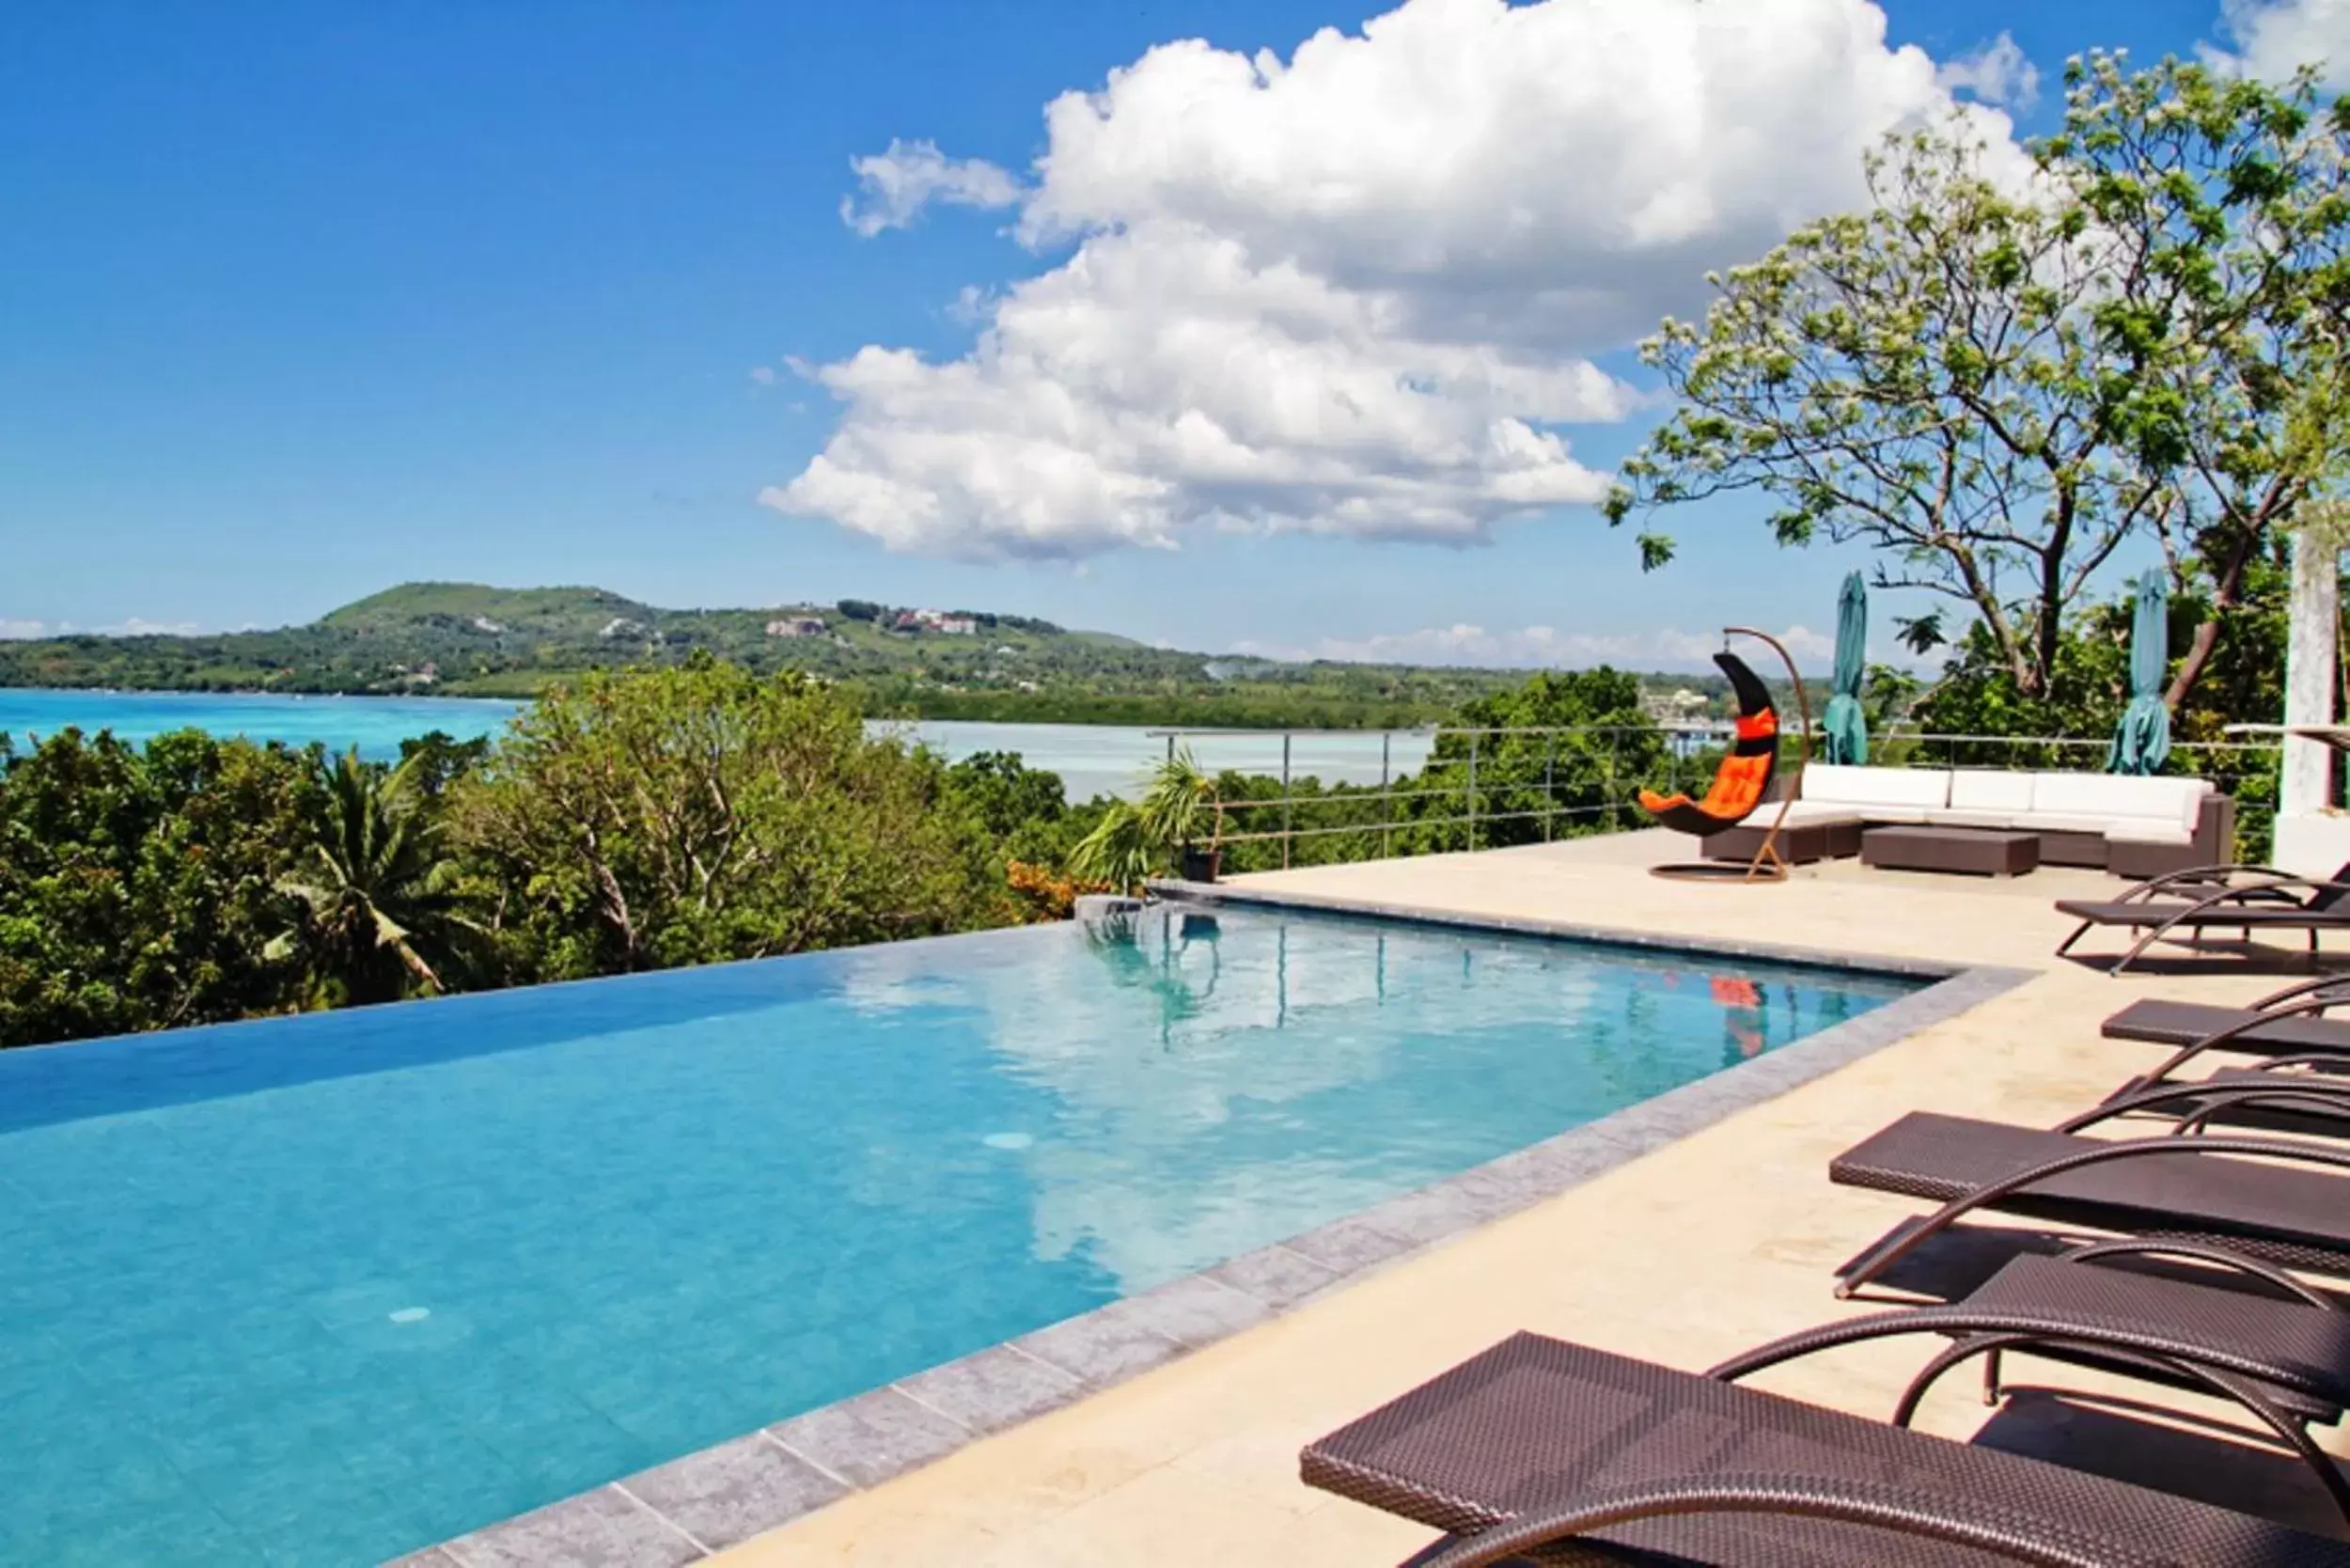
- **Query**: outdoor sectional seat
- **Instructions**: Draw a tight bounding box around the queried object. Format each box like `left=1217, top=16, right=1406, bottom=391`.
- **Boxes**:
left=1301, top=1330, right=2350, bottom=1567
left=1768, top=764, right=2232, bottom=874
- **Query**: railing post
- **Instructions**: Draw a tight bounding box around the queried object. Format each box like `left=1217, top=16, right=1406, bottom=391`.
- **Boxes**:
left=1166, top=732, right=1175, bottom=764
left=1605, top=729, right=1620, bottom=835
left=1466, top=732, right=1480, bottom=853
left=1280, top=732, right=1293, bottom=870
left=1380, top=730, right=1393, bottom=861
left=1543, top=730, right=1556, bottom=842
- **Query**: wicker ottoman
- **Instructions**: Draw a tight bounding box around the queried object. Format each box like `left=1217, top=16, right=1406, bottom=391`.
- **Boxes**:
left=1861, top=825, right=2040, bottom=877
left=1701, top=815, right=1863, bottom=865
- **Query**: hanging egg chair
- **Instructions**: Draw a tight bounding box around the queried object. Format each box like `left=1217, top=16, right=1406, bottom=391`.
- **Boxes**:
left=1640, top=627, right=1811, bottom=883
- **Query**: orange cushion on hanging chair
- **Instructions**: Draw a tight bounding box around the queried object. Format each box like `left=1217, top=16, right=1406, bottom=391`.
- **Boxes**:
left=1636, top=746, right=1774, bottom=823
left=1698, top=749, right=1773, bottom=818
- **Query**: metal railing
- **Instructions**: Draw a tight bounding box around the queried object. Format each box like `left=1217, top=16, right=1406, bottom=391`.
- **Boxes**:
left=1144, top=724, right=2291, bottom=873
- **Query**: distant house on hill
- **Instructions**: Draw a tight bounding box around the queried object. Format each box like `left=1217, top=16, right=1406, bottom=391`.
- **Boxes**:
left=765, top=615, right=829, bottom=638
left=892, top=608, right=978, bottom=635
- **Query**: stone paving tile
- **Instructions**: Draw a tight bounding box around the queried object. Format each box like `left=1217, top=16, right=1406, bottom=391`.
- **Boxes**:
left=446, top=1485, right=704, bottom=1568
left=1351, top=1182, right=1496, bottom=1248
left=1015, top=1302, right=1190, bottom=1387
left=1119, top=1273, right=1276, bottom=1348
left=1206, top=1244, right=1343, bottom=1310
left=767, top=1387, right=971, bottom=1491
left=1279, top=1215, right=1418, bottom=1276
left=383, top=1551, right=464, bottom=1567
left=893, top=1344, right=1083, bottom=1436
left=620, top=1434, right=848, bottom=1553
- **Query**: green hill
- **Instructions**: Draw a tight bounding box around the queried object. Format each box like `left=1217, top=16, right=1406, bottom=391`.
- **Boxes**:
left=0, top=583, right=1528, bottom=727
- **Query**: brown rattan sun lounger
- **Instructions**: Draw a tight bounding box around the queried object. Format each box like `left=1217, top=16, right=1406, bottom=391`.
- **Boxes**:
left=1301, top=1331, right=2350, bottom=1566
left=2054, top=863, right=2350, bottom=976
left=2105, top=985, right=2350, bottom=1058
left=1828, top=1112, right=2350, bottom=1292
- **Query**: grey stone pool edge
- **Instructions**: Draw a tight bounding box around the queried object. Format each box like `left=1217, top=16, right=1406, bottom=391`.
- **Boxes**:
left=393, top=889, right=2034, bottom=1568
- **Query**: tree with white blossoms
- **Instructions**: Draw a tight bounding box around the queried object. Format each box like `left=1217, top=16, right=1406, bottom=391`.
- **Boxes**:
left=1608, top=53, right=2350, bottom=711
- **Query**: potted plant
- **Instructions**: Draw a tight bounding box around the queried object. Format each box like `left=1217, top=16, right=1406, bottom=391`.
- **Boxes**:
left=1141, top=749, right=1225, bottom=883
left=1069, top=748, right=1227, bottom=889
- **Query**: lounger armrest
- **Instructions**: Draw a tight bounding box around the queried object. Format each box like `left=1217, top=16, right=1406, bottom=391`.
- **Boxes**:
left=1707, top=1303, right=2343, bottom=1405
left=2252, top=974, right=2350, bottom=1013
left=1413, top=1473, right=2163, bottom=1568
left=2124, top=862, right=2291, bottom=901
left=2169, top=875, right=2350, bottom=919
left=2059, top=1076, right=2350, bottom=1133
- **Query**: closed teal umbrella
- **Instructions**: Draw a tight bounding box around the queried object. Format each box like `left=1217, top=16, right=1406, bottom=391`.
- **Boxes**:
left=2107, top=573, right=2172, bottom=776
left=1821, top=571, right=1869, bottom=765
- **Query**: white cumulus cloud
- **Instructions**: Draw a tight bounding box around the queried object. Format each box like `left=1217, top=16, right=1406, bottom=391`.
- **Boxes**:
left=769, top=0, right=2016, bottom=561
left=838, top=138, right=1026, bottom=238
left=1230, top=622, right=1843, bottom=671
left=1935, top=32, right=2040, bottom=109
left=2210, top=0, right=2350, bottom=86
left=0, top=616, right=201, bottom=639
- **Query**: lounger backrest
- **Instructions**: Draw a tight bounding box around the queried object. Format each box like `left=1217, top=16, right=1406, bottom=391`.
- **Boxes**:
left=2306, top=862, right=2350, bottom=912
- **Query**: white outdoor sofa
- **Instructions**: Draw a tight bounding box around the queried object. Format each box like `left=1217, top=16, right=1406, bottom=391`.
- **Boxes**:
left=1704, top=765, right=2235, bottom=878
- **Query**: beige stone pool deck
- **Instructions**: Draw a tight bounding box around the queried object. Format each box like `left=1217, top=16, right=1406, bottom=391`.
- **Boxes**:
left=709, top=831, right=2346, bottom=1564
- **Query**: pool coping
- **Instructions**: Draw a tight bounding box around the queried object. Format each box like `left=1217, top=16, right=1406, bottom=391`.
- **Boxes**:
left=393, top=888, right=2034, bottom=1568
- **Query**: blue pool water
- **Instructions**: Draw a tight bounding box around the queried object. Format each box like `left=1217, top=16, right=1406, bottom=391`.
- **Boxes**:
left=0, top=906, right=1917, bottom=1565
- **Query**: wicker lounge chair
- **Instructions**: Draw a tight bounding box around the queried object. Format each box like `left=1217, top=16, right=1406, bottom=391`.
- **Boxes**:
left=2053, top=863, right=2350, bottom=976
left=2067, top=978, right=2350, bottom=1137
left=1828, top=1112, right=2350, bottom=1297
left=1301, top=1330, right=2350, bottom=1566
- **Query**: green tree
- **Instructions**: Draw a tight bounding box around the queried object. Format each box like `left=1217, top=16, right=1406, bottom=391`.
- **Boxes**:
left=1606, top=124, right=2167, bottom=699
left=447, top=661, right=1000, bottom=977
left=1406, top=669, right=1668, bottom=849
left=2037, top=54, right=2350, bottom=705
left=0, top=729, right=317, bottom=1045
left=269, top=748, right=479, bottom=1006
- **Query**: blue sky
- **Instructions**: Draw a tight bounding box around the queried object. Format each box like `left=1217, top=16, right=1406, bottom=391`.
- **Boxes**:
left=0, top=0, right=2311, bottom=667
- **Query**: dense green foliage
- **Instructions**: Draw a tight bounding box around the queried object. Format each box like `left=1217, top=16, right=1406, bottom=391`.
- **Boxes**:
left=0, top=666, right=1097, bottom=1046
left=0, top=729, right=319, bottom=1043
left=445, top=662, right=1004, bottom=977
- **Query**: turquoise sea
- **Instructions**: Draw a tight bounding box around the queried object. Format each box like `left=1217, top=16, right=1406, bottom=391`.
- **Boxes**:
left=0, top=689, right=1435, bottom=801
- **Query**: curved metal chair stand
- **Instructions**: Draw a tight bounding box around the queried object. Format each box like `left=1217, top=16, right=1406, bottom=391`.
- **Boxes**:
left=1650, top=626, right=1812, bottom=886
left=1704, top=1306, right=2350, bottom=1526
left=1836, top=1135, right=2350, bottom=1301
left=1413, top=1473, right=2163, bottom=1568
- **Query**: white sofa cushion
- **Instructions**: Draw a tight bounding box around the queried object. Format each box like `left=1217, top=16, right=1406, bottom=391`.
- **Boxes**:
left=2029, top=774, right=2207, bottom=836
left=1936, top=809, right=2021, bottom=830
left=1774, top=801, right=1868, bottom=826
left=1949, top=770, right=2036, bottom=814
left=1804, top=764, right=1951, bottom=811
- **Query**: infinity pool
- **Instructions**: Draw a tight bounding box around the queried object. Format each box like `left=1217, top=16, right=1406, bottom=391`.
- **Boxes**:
left=0, top=904, right=1917, bottom=1565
